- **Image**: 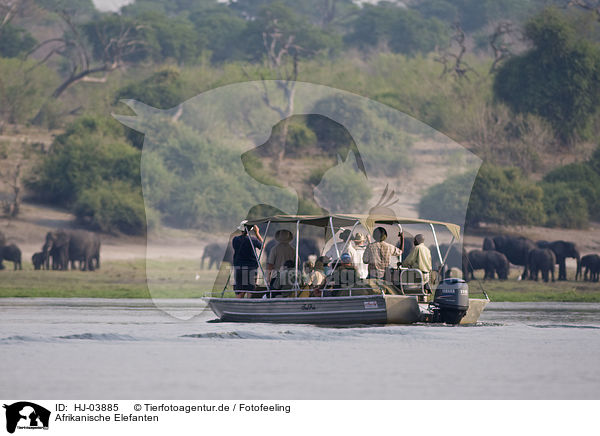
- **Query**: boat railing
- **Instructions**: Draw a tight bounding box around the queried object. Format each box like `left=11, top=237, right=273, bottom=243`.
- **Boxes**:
left=397, top=268, right=427, bottom=295
left=202, top=286, right=385, bottom=299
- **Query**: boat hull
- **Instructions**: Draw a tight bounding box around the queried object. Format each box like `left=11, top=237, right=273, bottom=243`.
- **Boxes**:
left=205, top=295, right=487, bottom=325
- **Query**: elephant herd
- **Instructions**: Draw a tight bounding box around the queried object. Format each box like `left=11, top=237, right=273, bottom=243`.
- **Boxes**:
left=0, top=229, right=100, bottom=272
left=202, top=232, right=600, bottom=284
left=454, top=235, right=598, bottom=283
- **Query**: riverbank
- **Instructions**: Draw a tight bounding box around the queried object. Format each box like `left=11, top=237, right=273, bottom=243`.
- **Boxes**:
left=0, top=259, right=599, bottom=301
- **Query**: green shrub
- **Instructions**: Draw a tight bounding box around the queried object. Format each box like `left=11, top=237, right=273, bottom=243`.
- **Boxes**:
left=74, top=182, right=146, bottom=235
left=543, top=162, right=600, bottom=220
left=465, top=164, right=545, bottom=227
left=28, top=116, right=140, bottom=205
left=419, top=171, right=476, bottom=225
left=540, top=182, right=589, bottom=229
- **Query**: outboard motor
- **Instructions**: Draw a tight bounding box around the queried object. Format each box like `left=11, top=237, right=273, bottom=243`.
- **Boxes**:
left=432, top=278, right=469, bottom=324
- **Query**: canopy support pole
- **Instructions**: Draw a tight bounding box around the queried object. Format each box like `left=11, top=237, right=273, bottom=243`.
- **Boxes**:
left=257, top=220, right=270, bottom=263
left=247, top=229, right=269, bottom=292
left=330, top=220, right=359, bottom=273
left=294, top=220, right=300, bottom=292
left=329, top=216, right=340, bottom=260
left=430, top=223, right=443, bottom=265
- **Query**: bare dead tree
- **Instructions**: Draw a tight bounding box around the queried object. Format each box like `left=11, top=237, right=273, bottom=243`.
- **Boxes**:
left=258, top=14, right=306, bottom=167
left=0, top=0, right=27, bottom=30
left=489, top=21, right=518, bottom=73
left=26, top=10, right=146, bottom=125
left=436, top=22, right=478, bottom=80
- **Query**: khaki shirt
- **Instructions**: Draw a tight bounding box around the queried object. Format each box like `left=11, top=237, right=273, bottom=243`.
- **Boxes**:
left=402, top=244, right=432, bottom=273
left=363, top=241, right=401, bottom=278
left=267, top=243, right=295, bottom=270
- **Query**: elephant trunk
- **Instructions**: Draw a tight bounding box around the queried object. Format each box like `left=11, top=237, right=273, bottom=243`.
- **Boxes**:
left=575, top=254, right=581, bottom=281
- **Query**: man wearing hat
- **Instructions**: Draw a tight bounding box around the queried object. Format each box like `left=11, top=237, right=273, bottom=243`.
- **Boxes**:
left=267, top=229, right=295, bottom=284
left=402, top=233, right=432, bottom=292
left=232, top=222, right=263, bottom=298
left=363, top=227, right=402, bottom=279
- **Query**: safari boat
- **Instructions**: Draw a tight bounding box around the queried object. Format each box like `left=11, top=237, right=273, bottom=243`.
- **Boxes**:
left=203, top=214, right=488, bottom=325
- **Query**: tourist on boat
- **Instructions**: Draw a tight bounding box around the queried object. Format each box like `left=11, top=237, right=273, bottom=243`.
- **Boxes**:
left=232, top=223, right=263, bottom=298
left=327, top=253, right=360, bottom=296
left=350, top=233, right=368, bottom=279
left=267, top=229, right=295, bottom=282
left=402, top=233, right=432, bottom=292
left=310, top=256, right=331, bottom=297
left=324, top=228, right=357, bottom=263
left=270, top=260, right=298, bottom=297
left=362, top=227, right=402, bottom=279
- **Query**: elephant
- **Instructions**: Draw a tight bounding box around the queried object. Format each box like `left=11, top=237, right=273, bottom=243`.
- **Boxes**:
left=0, top=243, right=22, bottom=270
left=43, top=230, right=99, bottom=271
left=536, top=240, right=550, bottom=249
left=465, top=249, right=509, bottom=281
left=579, top=254, right=600, bottom=282
left=542, top=240, right=580, bottom=281
left=528, top=248, right=556, bottom=282
left=32, top=252, right=45, bottom=270
left=201, top=243, right=233, bottom=270
left=492, top=235, right=536, bottom=279
left=482, top=237, right=495, bottom=251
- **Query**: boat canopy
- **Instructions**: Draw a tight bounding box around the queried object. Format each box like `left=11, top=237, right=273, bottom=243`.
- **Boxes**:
left=244, top=214, right=461, bottom=240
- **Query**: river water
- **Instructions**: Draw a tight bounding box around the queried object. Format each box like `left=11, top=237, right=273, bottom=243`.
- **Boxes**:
left=1, top=299, right=599, bottom=399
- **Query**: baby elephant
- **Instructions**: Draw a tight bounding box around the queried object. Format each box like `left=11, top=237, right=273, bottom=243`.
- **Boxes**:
left=528, top=248, right=556, bottom=282
left=466, top=250, right=509, bottom=280
left=1, top=243, right=22, bottom=270
left=32, top=252, right=45, bottom=270
left=579, top=254, right=600, bottom=282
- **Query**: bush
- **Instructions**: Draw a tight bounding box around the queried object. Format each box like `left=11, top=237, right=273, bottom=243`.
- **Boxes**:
left=493, top=8, right=600, bottom=143
left=74, top=182, right=146, bottom=235
left=465, top=164, right=545, bottom=227
left=540, top=182, right=589, bottom=229
left=543, top=160, right=600, bottom=220
left=419, top=171, right=476, bottom=225
left=28, top=116, right=140, bottom=205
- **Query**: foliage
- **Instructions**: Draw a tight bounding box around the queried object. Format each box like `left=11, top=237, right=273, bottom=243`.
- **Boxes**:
left=418, top=171, right=476, bottom=225
left=238, top=2, right=342, bottom=62
left=465, top=164, right=545, bottom=227
left=74, top=181, right=146, bottom=234
left=0, top=24, right=36, bottom=58
left=494, top=7, right=600, bottom=142
left=27, top=116, right=142, bottom=233
left=540, top=182, right=589, bottom=229
left=0, top=59, right=57, bottom=124
left=115, top=68, right=188, bottom=110
left=542, top=160, right=600, bottom=221
left=135, top=12, right=200, bottom=64
left=344, top=4, right=448, bottom=55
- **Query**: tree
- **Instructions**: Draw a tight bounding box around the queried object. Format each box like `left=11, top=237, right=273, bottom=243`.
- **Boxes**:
left=27, top=10, right=146, bottom=103
left=462, top=165, right=545, bottom=227
left=344, top=3, right=448, bottom=55
left=0, top=24, right=36, bottom=57
left=494, top=7, right=600, bottom=143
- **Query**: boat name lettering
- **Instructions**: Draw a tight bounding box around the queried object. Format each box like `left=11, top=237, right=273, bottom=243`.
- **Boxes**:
left=301, top=304, right=316, bottom=311
left=364, top=301, right=378, bottom=309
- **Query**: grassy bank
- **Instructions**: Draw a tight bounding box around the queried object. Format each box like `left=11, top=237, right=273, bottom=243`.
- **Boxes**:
left=0, top=259, right=599, bottom=301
